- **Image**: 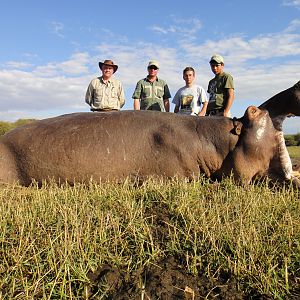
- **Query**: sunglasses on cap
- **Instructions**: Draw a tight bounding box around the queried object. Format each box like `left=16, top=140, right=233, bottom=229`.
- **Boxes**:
left=148, top=65, right=158, bottom=70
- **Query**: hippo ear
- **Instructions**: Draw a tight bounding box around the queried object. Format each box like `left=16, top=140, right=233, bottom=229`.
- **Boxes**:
left=245, top=106, right=260, bottom=121
left=232, top=118, right=242, bottom=135
left=233, top=123, right=242, bottom=135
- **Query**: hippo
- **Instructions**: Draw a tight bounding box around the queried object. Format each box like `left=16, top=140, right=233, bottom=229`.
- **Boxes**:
left=0, top=82, right=299, bottom=187
left=259, top=81, right=300, bottom=186
left=0, top=110, right=242, bottom=185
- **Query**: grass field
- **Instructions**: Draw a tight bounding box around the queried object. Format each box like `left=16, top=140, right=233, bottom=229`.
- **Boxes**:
left=288, top=146, right=300, bottom=158
left=0, top=177, right=300, bottom=299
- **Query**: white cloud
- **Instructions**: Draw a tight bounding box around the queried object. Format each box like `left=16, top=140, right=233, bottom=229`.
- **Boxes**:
left=49, top=21, right=65, bottom=38
left=282, top=0, right=300, bottom=8
left=0, top=20, right=299, bottom=133
left=5, top=61, right=32, bottom=69
left=150, top=17, right=202, bottom=42
left=284, top=19, right=300, bottom=32
left=31, top=52, right=90, bottom=77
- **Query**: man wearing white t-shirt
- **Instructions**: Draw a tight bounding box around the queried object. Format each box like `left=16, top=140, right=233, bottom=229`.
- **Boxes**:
left=172, top=67, right=208, bottom=116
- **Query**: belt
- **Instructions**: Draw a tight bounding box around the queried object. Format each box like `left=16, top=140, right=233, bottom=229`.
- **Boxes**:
left=207, top=109, right=224, bottom=116
left=91, top=108, right=118, bottom=112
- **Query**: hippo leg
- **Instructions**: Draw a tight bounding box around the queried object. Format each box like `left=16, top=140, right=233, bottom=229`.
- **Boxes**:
left=0, top=143, right=20, bottom=184
left=275, top=131, right=300, bottom=189
left=277, top=131, right=293, bottom=179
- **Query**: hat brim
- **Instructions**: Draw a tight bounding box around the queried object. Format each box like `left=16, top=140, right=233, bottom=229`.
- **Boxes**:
left=99, top=62, right=118, bottom=73
left=210, top=59, right=223, bottom=64
left=148, top=65, right=159, bottom=69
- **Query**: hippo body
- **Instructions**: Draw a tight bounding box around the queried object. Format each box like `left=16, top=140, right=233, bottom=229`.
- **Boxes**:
left=0, top=111, right=243, bottom=185
left=0, top=81, right=299, bottom=187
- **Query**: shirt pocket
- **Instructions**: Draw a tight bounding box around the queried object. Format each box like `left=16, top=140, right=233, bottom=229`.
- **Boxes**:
left=110, top=86, right=118, bottom=99
left=155, top=86, right=164, bottom=98
left=93, top=88, right=104, bottom=103
left=142, top=86, right=151, bottom=98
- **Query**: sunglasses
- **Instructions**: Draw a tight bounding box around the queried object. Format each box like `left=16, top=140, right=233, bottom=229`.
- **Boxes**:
left=148, top=66, right=158, bottom=70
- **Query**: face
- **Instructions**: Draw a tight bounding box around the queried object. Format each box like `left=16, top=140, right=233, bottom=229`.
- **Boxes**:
left=210, top=63, right=224, bottom=75
left=148, top=65, right=159, bottom=76
left=183, top=70, right=195, bottom=85
left=101, top=65, right=114, bottom=79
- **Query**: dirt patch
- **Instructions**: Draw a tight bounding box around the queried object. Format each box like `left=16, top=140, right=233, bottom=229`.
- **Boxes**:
left=84, top=203, right=280, bottom=299
left=85, top=257, right=250, bottom=299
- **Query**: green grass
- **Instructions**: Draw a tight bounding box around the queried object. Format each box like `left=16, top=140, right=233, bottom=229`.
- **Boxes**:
left=0, top=178, right=299, bottom=298
left=288, top=146, right=300, bottom=158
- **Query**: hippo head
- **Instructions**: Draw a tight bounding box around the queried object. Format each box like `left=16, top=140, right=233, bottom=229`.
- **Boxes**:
left=258, top=81, right=300, bottom=130
left=241, top=106, right=275, bottom=138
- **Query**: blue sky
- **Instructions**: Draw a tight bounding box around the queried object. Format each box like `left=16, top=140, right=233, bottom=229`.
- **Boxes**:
left=0, top=0, right=299, bottom=133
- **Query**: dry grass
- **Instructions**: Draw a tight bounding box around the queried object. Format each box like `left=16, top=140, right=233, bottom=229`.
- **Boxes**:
left=0, top=178, right=299, bottom=298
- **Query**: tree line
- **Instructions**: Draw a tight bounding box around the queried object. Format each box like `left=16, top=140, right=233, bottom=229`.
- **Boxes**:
left=0, top=119, right=37, bottom=136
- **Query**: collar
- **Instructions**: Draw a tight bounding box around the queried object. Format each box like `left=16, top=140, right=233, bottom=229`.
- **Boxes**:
left=215, top=71, right=224, bottom=78
left=146, top=76, right=158, bottom=82
left=100, top=76, right=112, bottom=84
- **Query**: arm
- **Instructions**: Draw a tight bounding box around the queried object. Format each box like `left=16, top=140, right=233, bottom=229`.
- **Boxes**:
left=133, top=99, right=140, bottom=110
left=132, top=81, right=142, bottom=110
left=119, top=83, right=126, bottom=108
left=164, top=99, right=170, bottom=112
left=198, top=101, right=208, bottom=116
left=223, top=88, right=234, bottom=117
left=85, top=82, right=94, bottom=106
left=172, top=89, right=181, bottom=113
left=197, top=87, right=208, bottom=116
left=163, top=84, right=171, bottom=112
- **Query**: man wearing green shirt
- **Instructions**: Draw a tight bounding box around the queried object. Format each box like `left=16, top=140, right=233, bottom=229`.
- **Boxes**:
left=207, top=54, right=234, bottom=117
left=132, top=61, right=171, bottom=112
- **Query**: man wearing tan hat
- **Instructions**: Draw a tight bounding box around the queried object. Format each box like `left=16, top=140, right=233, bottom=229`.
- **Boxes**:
left=132, top=60, right=171, bottom=112
left=85, top=60, right=125, bottom=111
left=207, top=54, right=234, bottom=117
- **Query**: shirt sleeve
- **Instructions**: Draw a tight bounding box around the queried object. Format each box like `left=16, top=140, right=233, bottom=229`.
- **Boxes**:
left=198, top=86, right=208, bottom=103
left=224, top=74, right=234, bottom=89
left=163, top=84, right=171, bottom=99
left=118, top=83, right=126, bottom=108
left=85, top=81, right=94, bottom=105
left=172, top=89, right=181, bottom=105
left=132, top=80, right=142, bottom=99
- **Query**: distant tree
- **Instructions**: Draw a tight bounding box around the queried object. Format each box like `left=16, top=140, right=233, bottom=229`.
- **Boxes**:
left=294, top=133, right=300, bottom=146
left=285, top=133, right=300, bottom=146
left=0, top=119, right=37, bottom=136
left=13, top=119, right=37, bottom=127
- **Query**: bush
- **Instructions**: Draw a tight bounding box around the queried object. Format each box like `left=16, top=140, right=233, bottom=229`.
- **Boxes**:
left=0, top=121, right=13, bottom=136
left=285, top=133, right=300, bottom=146
left=0, top=119, right=37, bottom=136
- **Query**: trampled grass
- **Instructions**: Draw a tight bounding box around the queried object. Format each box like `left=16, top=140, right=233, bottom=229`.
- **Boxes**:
left=0, top=178, right=299, bottom=298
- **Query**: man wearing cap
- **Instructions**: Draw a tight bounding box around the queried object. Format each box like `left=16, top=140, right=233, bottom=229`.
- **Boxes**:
left=207, top=54, right=234, bottom=117
left=132, top=61, right=171, bottom=112
left=85, top=60, right=125, bottom=111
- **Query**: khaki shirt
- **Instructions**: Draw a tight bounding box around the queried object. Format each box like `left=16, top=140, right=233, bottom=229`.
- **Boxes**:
left=85, top=77, right=125, bottom=110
